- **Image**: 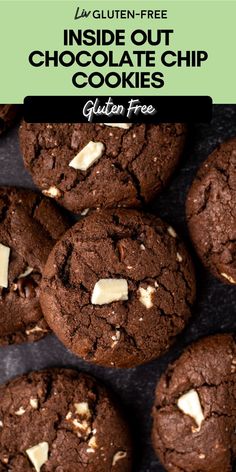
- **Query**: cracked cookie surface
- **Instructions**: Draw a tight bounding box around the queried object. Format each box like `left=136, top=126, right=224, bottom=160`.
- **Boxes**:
left=152, top=334, right=236, bottom=472
left=0, top=188, right=69, bottom=345
left=186, top=138, right=236, bottom=284
left=0, top=369, right=132, bottom=471
left=40, top=209, right=195, bottom=368
left=19, top=123, right=186, bottom=213
left=0, top=105, right=20, bottom=136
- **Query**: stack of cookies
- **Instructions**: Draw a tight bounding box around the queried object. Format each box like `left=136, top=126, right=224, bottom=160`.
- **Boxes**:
left=0, top=118, right=235, bottom=471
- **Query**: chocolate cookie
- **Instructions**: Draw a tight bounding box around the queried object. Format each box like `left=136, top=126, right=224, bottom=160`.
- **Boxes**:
left=152, top=334, right=236, bottom=472
left=0, top=105, right=20, bottom=136
left=186, top=138, right=236, bottom=284
left=0, top=188, right=69, bottom=345
left=40, top=209, right=195, bottom=368
left=19, top=123, right=186, bottom=213
left=0, top=369, right=132, bottom=471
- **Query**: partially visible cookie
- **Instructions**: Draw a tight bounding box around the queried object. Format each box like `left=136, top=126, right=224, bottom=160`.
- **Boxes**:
left=19, top=123, right=186, bottom=213
left=186, top=138, right=236, bottom=284
left=0, top=188, right=69, bottom=345
left=40, top=209, right=195, bottom=368
left=152, top=334, right=236, bottom=472
left=0, top=105, right=20, bottom=135
left=0, top=369, right=132, bottom=471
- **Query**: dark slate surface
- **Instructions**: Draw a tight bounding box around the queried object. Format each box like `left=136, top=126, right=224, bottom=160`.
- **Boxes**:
left=0, top=106, right=236, bottom=472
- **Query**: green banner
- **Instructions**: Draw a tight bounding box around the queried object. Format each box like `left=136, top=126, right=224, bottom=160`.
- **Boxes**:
left=0, top=0, right=235, bottom=103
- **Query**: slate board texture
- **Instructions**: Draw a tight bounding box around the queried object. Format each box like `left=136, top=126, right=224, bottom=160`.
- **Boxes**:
left=0, top=105, right=235, bottom=472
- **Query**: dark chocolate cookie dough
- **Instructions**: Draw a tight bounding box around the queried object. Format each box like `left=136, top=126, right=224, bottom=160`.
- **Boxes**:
left=0, top=105, right=20, bottom=136
left=0, top=369, right=132, bottom=471
left=40, top=209, right=195, bottom=368
left=186, top=138, right=236, bottom=284
left=0, top=188, right=69, bottom=345
left=19, top=123, right=186, bottom=213
left=152, top=334, right=236, bottom=472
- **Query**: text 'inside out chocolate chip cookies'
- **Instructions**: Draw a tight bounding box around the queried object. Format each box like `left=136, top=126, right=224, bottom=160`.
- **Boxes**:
left=152, top=334, right=236, bottom=472
left=0, top=369, right=132, bottom=471
left=40, top=209, right=196, bottom=368
left=186, top=138, right=236, bottom=285
left=19, top=122, right=187, bottom=213
left=0, top=188, right=69, bottom=345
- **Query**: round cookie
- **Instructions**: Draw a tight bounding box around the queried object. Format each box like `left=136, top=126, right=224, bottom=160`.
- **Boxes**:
left=152, top=334, right=236, bottom=472
left=186, top=138, right=236, bottom=285
left=0, top=369, right=132, bottom=471
left=0, top=105, right=20, bottom=135
left=40, top=209, right=195, bottom=368
left=0, top=188, right=69, bottom=345
left=19, top=123, right=187, bottom=213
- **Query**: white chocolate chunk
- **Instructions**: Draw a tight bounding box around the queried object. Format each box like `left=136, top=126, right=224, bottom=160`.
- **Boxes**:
left=167, top=226, right=177, bottom=238
left=102, top=123, right=132, bottom=130
left=91, top=279, right=128, bottom=305
left=81, top=208, right=89, bottom=216
left=25, top=326, right=48, bottom=336
left=42, top=186, right=61, bottom=198
left=111, top=329, right=121, bottom=348
left=221, top=272, right=236, bottom=284
left=0, top=420, right=3, bottom=427
left=176, top=252, right=183, bottom=262
left=66, top=411, right=72, bottom=420
left=177, top=389, right=204, bottom=429
left=72, top=419, right=86, bottom=430
left=18, top=266, right=34, bottom=279
left=69, top=141, right=105, bottom=171
left=231, top=364, right=236, bottom=373
left=26, top=442, right=49, bottom=472
left=74, top=402, right=91, bottom=418
left=72, top=419, right=91, bottom=436
left=139, top=286, right=155, bottom=309
left=0, top=243, right=10, bottom=288
left=88, top=435, right=98, bottom=449
left=112, top=451, right=127, bottom=466
left=30, top=398, right=38, bottom=409
left=15, top=406, right=26, bottom=416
